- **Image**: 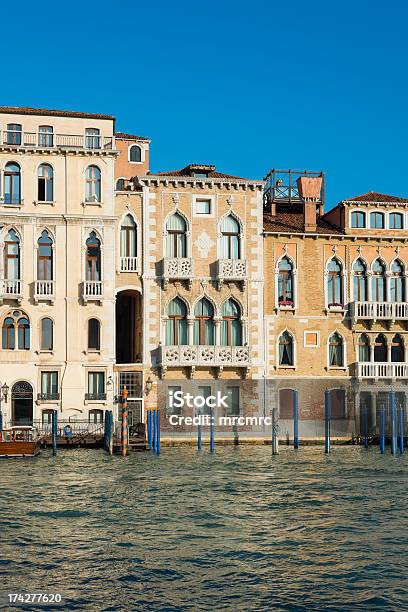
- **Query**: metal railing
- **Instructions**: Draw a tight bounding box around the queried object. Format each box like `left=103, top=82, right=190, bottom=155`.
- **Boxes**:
left=351, top=301, right=408, bottom=321
left=34, top=279, right=55, bottom=298
left=1, top=130, right=114, bottom=150
left=356, top=362, right=408, bottom=378
left=37, top=393, right=60, bottom=401
left=85, top=393, right=107, bottom=401
left=120, top=256, right=139, bottom=272
left=32, top=419, right=105, bottom=436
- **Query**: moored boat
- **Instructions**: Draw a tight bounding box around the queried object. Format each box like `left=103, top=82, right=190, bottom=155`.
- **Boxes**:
left=0, top=426, right=40, bottom=457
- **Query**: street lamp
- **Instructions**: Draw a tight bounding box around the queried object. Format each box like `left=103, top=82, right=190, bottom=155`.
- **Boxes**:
left=0, top=382, right=9, bottom=431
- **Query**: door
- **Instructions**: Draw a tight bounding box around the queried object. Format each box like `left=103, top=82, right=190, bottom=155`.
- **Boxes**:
left=12, top=381, right=33, bottom=425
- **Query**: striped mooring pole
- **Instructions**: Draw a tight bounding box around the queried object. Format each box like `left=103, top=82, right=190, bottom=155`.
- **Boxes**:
left=293, top=390, right=299, bottom=449
left=324, top=390, right=331, bottom=455
left=121, top=386, right=129, bottom=457
left=52, top=409, right=58, bottom=457
left=108, top=410, right=114, bottom=456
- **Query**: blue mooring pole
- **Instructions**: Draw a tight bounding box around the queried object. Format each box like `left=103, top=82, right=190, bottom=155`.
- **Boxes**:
left=363, top=403, right=369, bottom=450
left=0, top=411, right=3, bottom=435
left=293, top=390, right=299, bottom=449
left=152, top=409, right=156, bottom=452
left=104, top=409, right=109, bottom=450
left=52, top=409, right=57, bottom=456
left=391, top=392, right=397, bottom=456
left=156, top=409, right=161, bottom=456
left=210, top=408, right=215, bottom=453
left=399, top=404, right=404, bottom=455
left=380, top=405, right=385, bottom=455
left=147, top=410, right=152, bottom=449
left=197, top=412, right=202, bottom=450
left=324, top=390, right=331, bottom=454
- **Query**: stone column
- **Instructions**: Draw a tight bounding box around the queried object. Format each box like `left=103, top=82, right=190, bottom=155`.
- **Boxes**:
left=187, top=317, right=194, bottom=345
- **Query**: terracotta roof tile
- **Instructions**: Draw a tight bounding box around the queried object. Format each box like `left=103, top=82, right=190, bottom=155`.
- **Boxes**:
left=115, top=131, right=150, bottom=141
left=263, top=206, right=343, bottom=235
left=151, top=163, right=257, bottom=182
left=0, top=106, right=114, bottom=120
left=344, top=191, right=408, bottom=203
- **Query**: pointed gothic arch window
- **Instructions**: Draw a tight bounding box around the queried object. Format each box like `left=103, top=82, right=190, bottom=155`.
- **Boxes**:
left=194, top=298, right=215, bottom=345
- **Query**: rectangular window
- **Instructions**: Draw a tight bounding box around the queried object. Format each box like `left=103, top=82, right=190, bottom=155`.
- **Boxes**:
left=194, top=198, right=211, bottom=215
left=197, top=385, right=212, bottom=415
left=88, top=372, right=105, bottom=399
left=167, top=385, right=182, bottom=415
left=6, top=124, right=22, bottom=145
left=41, top=371, right=58, bottom=397
left=225, top=386, right=240, bottom=416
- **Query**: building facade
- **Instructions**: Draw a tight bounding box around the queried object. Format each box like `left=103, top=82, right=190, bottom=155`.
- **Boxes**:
left=0, top=105, right=405, bottom=440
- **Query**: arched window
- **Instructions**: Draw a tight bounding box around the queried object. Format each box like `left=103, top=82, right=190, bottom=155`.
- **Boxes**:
left=278, top=257, right=294, bottom=306
left=353, top=258, right=367, bottom=301
left=38, top=125, right=54, bottom=147
left=86, top=232, right=101, bottom=281
left=165, top=297, right=188, bottom=345
left=6, top=123, right=22, bottom=145
left=88, top=318, right=101, bottom=350
left=166, top=213, right=187, bottom=258
left=220, top=215, right=240, bottom=259
left=120, top=214, right=137, bottom=258
left=372, top=259, right=386, bottom=302
left=85, top=165, right=101, bottom=203
left=116, top=178, right=125, bottom=191
left=37, top=230, right=53, bottom=280
left=18, top=317, right=30, bottom=350
left=40, top=318, right=53, bottom=351
left=4, top=229, right=20, bottom=280
left=129, top=145, right=142, bottom=162
left=327, top=258, right=343, bottom=306
left=329, top=332, right=344, bottom=367
left=389, top=212, right=403, bottom=230
left=221, top=299, right=242, bottom=346
left=278, top=331, right=294, bottom=366
left=351, top=211, right=365, bottom=228
left=374, top=334, right=387, bottom=362
left=85, top=128, right=100, bottom=149
left=358, top=334, right=370, bottom=362
left=2, top=317, right=15, bottom=349
left=370, top=211, right=384, bottom=229
left=391, top=334, right=404, bottom=362
left=4, top=163, right=21, bottom=205
left=194, top=298, right=215, bottom=345
left=38, top=164, right=54, bottom=202
left=390, top=260, right=405, bottom=303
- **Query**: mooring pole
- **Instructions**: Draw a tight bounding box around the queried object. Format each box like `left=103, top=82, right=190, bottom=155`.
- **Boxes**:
left=0, top=411, right=3, bottom=435
left=121, top=386, right=128, bottom=457
left=294, top=390, right=299, bottom=449
left=210, top=408, right=215, bottom=453
left=380, top=404, right=385, bottom=455
left=108, top=410, right=114, bottom=456
left=147, top=410, right=152, bottom=449
left=104, top=409, right=108, bottom=450
left=399, top=403, right=404, bottom=455
left=272, top=407, right=279, bottom=455
left=363, top=403, right=369, bottom=450
left=156, top=409, right=161, bottom=456
left=152, top=409, right=156, bottom=452
left=324, top=390, right=331, bottom=454
left=52, top=409, right=57, bottom=457
left=197, top=412, right=202, bottom=450
left=391, top=392, right=397, bottom=456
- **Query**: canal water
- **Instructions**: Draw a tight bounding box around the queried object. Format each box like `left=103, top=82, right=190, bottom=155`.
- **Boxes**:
left=0, top=446, right=408, bottom=610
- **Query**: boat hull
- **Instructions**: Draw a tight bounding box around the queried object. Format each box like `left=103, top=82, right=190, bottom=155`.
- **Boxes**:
left=0, top=441, right=40, bottom=457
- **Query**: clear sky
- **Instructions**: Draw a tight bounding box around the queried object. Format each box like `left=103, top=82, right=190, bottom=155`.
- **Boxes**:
left=2, top=0, right=407, bottom=208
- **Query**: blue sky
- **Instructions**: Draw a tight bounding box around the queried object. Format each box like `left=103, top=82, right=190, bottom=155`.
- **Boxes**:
left=3, top=0, right=407, bottom=208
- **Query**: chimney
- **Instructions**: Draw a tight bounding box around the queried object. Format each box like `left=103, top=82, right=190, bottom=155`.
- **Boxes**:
left=297, top=176, right=323, bottom=233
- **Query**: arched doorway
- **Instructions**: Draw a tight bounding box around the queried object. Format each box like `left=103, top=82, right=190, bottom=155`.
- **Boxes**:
left=12, top=381, right=33, bottom=425
left=116, top=290, right=142, bottom=364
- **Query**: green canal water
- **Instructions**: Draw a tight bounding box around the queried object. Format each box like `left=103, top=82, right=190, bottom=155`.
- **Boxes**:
left=0, top=446, right=407, bottom=611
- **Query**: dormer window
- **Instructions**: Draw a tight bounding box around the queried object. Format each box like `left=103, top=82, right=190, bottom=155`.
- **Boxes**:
left=194, top=172, right=209, bottom=178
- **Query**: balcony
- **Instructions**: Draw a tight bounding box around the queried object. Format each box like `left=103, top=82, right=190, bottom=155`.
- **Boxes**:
left=82, top=280, right=103, bottom=303
left=351, top=301, right=408, bottom=326
left=120, top=256, right=139, bottom=273
left=85, top=393, right=107, bottom=401
left=34, top=280, right=55, bottom=303
left=158, top=344, right=251, bottom=376
left=356, top=362, right=408, bottom=379
left=0, top=279, right=22, bottom=303
left=0, top=130, right=115, bottom=151
left=215, top=259, right=247, bottom=289
left=162, top=258, right=193, bottom=289
left=37, top=392, right=60, bottom=402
